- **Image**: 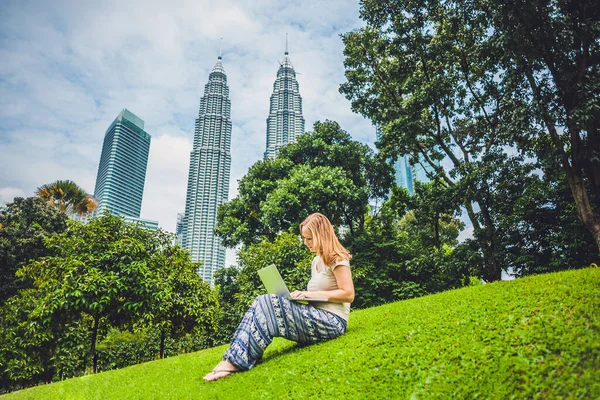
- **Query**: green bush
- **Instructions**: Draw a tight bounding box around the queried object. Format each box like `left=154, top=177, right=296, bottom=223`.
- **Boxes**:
left=96, top=326, right=215, bottom=372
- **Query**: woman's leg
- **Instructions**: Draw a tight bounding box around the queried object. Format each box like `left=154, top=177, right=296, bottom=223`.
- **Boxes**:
left=222, top=294, right=346, bottom=371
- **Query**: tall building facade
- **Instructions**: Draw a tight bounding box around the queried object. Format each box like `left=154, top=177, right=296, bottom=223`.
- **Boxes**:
left=175, top=212, right=184, bottom=245
left=94, top=109, right=151, bottom=217
left=394, top=155, right=438, bottom=195
left=394, top=155, right=415, bottom=195
left=181, top=55, right=232, bottom=284
left=376, top=128, right=436, bottom=196
left=263, top=45, right=305, bottom=159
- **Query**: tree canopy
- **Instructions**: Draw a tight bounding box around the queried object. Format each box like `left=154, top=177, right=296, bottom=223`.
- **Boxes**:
left=215, top=120, right=393, bottom=247
left=480, top=0, right=600, bottom=250
left=1, top=213, right=218, bottom=384
left=0, top=197, right=68, bottom=304
left=340, top=0, right=600, bottom=279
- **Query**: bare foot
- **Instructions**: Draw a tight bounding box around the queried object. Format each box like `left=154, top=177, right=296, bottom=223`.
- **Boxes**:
left=203, top=360, right=241, bottom=382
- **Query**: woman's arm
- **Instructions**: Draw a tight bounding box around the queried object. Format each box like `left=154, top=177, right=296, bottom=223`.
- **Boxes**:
left=291, top=266, right=355, bottom=303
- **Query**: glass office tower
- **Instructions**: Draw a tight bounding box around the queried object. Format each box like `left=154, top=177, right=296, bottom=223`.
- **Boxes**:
left=181, top=55, right=232, bottom=284
left=175, top=212, right=184, bottom=245
left=376, top=128, right=436, bottom=196
left=394, top=155, right=416, bottom=195
left=94, top=109, right=151, bottom=218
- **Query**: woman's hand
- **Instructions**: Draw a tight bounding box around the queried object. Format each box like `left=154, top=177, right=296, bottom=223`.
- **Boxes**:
left=291, top=290, right=307, bottom=299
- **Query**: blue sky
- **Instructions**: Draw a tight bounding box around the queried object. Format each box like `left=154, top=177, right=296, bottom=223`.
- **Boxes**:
left=0, top=0, right=376, bottom=242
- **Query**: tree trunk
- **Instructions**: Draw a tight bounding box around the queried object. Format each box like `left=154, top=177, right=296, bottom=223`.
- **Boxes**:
left=434, top=212, right=440, bottom=250
left=592, top=222, right=600, bottom=254
left=160, top=330, right=166, bottom=359
left=461, top=195, right=503, bottom=282
left=90, top=315, right=99, bottom=373
left=570, top=181, right=600, bottom=256
left=479, top=194, right=503, bottom=282
left=522, top=60, right=600, bottom=256
left=480, top=238, right=503, bottom=282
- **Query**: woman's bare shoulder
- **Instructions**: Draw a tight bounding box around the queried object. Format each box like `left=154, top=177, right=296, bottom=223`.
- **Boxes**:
left=331, top=258, right=350, bottom=269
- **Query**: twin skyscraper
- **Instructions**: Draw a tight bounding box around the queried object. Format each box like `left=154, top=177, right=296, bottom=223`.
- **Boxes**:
left=180, top=47, right=305, bottom=283
left=93, top=46, right=304, bottom=284
left=91, top=45, right=427, bottom=285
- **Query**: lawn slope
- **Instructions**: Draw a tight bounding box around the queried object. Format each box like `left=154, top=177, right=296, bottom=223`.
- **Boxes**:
left=3, top=267, right=599, bottom=399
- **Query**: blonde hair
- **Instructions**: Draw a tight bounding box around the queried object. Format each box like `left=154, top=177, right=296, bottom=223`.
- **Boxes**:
left=300, top=213, right=352, bottom=266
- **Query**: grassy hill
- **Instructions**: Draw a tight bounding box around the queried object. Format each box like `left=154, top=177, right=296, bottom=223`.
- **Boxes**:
left=3, top=267, right=599, bottom=399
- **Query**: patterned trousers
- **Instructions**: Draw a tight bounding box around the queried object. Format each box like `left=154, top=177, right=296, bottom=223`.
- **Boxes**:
left=223, top=294, right=347, bottom=370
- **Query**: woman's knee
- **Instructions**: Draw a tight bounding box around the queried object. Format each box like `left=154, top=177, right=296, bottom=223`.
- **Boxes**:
left=254, top=294, right=273, bottom=304
left=251, top=294, right=275, bottom=310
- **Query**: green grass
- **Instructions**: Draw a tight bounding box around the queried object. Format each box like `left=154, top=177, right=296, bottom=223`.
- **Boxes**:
left=3, top=267, right=599, bottom=399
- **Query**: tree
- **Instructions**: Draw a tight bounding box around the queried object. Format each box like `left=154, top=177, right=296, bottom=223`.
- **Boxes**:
left=212, top=266, right=243, bottom=345
left=410, top=180, right=463, bottom=250
left=278, top=120, right=393, bottom=201
left=261, top=165, right=367, bottom=235
left=0, top=197, right=68, bottom=304
left=340, top=0, right=551, bottom=280
left=17, top=214, right=217, bottom=374
left=0, top=289, right=89, bottom=392
left=495, top=157, right=597, bottom=276
left=36, top=180, right=97, bottom=216
left=216, top=120, right=393, bottom=247
left=216, top=158, right=295, bottom=247
left=475, top=0, right=600, bottom=252
left=147, top=246, right=220, bottom=358
left=350, top=184, right=467, bottom=308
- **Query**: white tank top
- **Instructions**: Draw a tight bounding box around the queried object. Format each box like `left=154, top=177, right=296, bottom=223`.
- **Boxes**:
left=306, top=256, right=351, bottom=321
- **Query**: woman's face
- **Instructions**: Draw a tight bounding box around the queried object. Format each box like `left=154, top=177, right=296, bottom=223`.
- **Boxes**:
left=301, top=226, right=316, bottom=253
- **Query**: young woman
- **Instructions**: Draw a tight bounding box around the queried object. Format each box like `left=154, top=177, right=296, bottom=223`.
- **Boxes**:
left=204, top=212, right=354, bottom=381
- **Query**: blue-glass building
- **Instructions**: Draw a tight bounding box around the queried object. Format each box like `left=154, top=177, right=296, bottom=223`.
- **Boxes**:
left=376, top=128, right=436, bottom=195
left=393, top=155, right=416, bottom=195
left=94, top=109, right=151, bottom=218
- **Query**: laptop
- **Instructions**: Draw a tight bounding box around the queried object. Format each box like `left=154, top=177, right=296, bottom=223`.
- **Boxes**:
left=258, top=264, right=328, bottom=304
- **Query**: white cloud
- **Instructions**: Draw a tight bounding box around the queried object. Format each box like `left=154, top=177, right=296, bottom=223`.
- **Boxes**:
left=457, top=223, right=474, bottom=243
left=0, top=187, right=26, bottom=205
left=0, top=0, right=373, bottom=265
left=141, top=132, right=192, bottom=231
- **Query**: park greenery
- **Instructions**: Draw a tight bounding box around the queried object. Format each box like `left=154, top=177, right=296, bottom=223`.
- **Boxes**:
left=340, top=0, right=600, bottom=281
left=0, top=0, right=598, bottom=395
left=0, top=207, right=219, bottom=392
left=3, top=268, right=598, bottom=399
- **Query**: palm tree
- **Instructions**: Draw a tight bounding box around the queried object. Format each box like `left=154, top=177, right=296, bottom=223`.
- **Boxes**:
left=36, top=180, right=98, bottom=216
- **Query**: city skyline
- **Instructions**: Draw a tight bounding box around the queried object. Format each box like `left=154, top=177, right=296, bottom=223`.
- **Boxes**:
left=0, top=1, right=377, bottom=267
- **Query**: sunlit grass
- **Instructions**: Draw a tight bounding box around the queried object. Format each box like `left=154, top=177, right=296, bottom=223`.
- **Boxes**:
left=4, top=267, right=599, bottom=399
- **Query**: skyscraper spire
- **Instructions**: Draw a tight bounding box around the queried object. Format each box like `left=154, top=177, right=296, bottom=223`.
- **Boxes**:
left=263, top=35, right=305, bottom=159
left=181, top=54, right=232, bottom=284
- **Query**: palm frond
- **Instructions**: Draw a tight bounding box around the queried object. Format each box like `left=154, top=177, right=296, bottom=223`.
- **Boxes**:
left=35, top=180, right=96, bottom=216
